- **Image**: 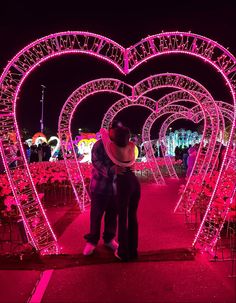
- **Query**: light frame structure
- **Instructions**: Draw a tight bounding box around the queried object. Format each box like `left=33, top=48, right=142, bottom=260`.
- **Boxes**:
left=158, top=100, right=233, bottom=182
left=0, top=31, right=235, bottom=254
left=58, top=79, right=133, bottom=210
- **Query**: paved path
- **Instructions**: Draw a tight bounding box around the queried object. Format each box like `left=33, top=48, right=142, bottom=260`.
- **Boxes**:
left=0, top=179, right=235, bottom=302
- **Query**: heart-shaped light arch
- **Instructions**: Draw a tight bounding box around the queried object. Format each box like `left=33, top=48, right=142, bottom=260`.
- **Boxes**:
left=136, top=74, right=224, bottom=194
left=158, top=105, right=234, bottom=253
left=158, top=94, right=225, bottom=181
left=101, top=95, right=165, bottom=185
left=101, top=90, right=228, bottom=189
left=159, top=101, right=233, bottom=178
left=62, top=80, right=230, bottom=257
left=60, top=73, right=222, bottom=255
left=102, top=99, right=203, bottom=181
left=159, top=102, right=233, bottom=195
left=58, top=78, right=133, bottom=211
left=100, top=83, right=221, bottom=183
left=144, top=95, right=222, bottom=181
left=159, top=107, right=204, bottom=179
left=147, top=90, right=202, bottom=180
left=156, top=90, right=233, bottom=180
left=102, top=74, right=224, bottom=184
left=0, top=31, right=235, bottom=254
left=153, top=90, right=226, bottom=212
left=158, top=99, right=233, bottom=183
left=60, top=73, right=219, bottom=196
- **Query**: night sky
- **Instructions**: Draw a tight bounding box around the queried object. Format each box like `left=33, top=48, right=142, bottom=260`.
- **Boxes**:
left=0, top=1, right=235, bottom=139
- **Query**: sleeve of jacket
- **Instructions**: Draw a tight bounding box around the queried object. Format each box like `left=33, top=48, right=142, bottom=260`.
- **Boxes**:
left=92, top=140, right=115, bottom=178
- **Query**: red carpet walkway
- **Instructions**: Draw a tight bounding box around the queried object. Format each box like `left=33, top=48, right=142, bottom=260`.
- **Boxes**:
left=0, top=179, right=235, bottom=302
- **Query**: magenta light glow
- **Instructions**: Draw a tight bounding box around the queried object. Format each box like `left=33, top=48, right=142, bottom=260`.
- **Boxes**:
left=101, top=96, right=165, bottom=185
left=0, top=31, right=235, bottom=255
left=58, top=79, right=133, bottom=211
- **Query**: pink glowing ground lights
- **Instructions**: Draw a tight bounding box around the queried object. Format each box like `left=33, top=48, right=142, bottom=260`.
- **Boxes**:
left=0, top=31, right=235, bottom=255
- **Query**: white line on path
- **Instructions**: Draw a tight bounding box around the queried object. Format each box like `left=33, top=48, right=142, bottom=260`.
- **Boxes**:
left=28, top=270, right=54, bottom=303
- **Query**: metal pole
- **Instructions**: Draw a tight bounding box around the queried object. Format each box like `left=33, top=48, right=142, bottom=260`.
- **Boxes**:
left=40, top=85, right=46, bottom=133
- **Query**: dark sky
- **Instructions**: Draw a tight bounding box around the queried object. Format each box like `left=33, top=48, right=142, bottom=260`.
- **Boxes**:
left=0, top=0, right=235, bottom=139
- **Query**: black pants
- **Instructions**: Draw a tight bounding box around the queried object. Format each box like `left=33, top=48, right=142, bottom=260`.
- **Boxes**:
left=116, top=171, right=141, bottom=259
left=84, top=192, right=117, bottom=245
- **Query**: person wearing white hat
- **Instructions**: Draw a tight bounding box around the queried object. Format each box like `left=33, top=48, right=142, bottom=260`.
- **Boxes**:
left=101, top=125, right=141, bottom=261
left=83, top=121, right=122, bottom=256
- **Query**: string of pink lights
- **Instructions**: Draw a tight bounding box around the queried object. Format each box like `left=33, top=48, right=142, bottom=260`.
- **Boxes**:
left=0, top=31, right=235, bottom=255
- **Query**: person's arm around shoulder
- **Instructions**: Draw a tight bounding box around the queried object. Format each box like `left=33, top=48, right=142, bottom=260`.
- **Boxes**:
left=91, top=139, right=114, bottom=178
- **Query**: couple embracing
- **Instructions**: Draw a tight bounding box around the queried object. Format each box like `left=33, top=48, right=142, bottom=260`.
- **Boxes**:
left=83, top=120, right=141, bottom=261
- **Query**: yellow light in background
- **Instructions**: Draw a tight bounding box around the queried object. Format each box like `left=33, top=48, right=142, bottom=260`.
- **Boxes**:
left=135, top=145, right=139, bottom=159
left=77, top=138, right=97, bottom=155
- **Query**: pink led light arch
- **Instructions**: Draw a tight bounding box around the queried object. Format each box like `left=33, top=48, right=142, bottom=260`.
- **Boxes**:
left=129, top=34, right=236, bottom=256
left=101, top=95, right=166, bottom=185
left=155, top=91, right=231, bottom=182
left=158, top=107, right=234, bottom=254
left=61, top=73, right=222, bottom=190
left=58, top=79, right=133, bottom=210
left=127, top=32, right=236, bottom=92
left=193, top=148, right=236, bottom=254
left=153, top=102, right=234, bottom=254
left=156, top=91, right=233, bottom=182
left=59, top=73, right=223, bottom=204
left=143, top=91, right=204, bottom=180
left=0, top=32, right=126, bottom=254
left=142, top=103, right=201, bottom=180
left=0, top=31, right=235, bottom=254
left=137, top=75, right=234, bottom=254
left=136, top=73, right=222, bottom=191
left=159, top=101, right=233, bottom=181
left=159, top=110, right=201, bottom=179
left=144, top=90, right=204, bottom=180
left=157, top=91, right=234, bottom=121
left=100, top=75, right=227, bottom=252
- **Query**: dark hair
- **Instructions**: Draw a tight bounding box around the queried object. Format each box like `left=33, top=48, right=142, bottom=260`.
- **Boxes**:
left=109, top=126, right=130, bottom=147
left=109, top=119, right=123, bottom=129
